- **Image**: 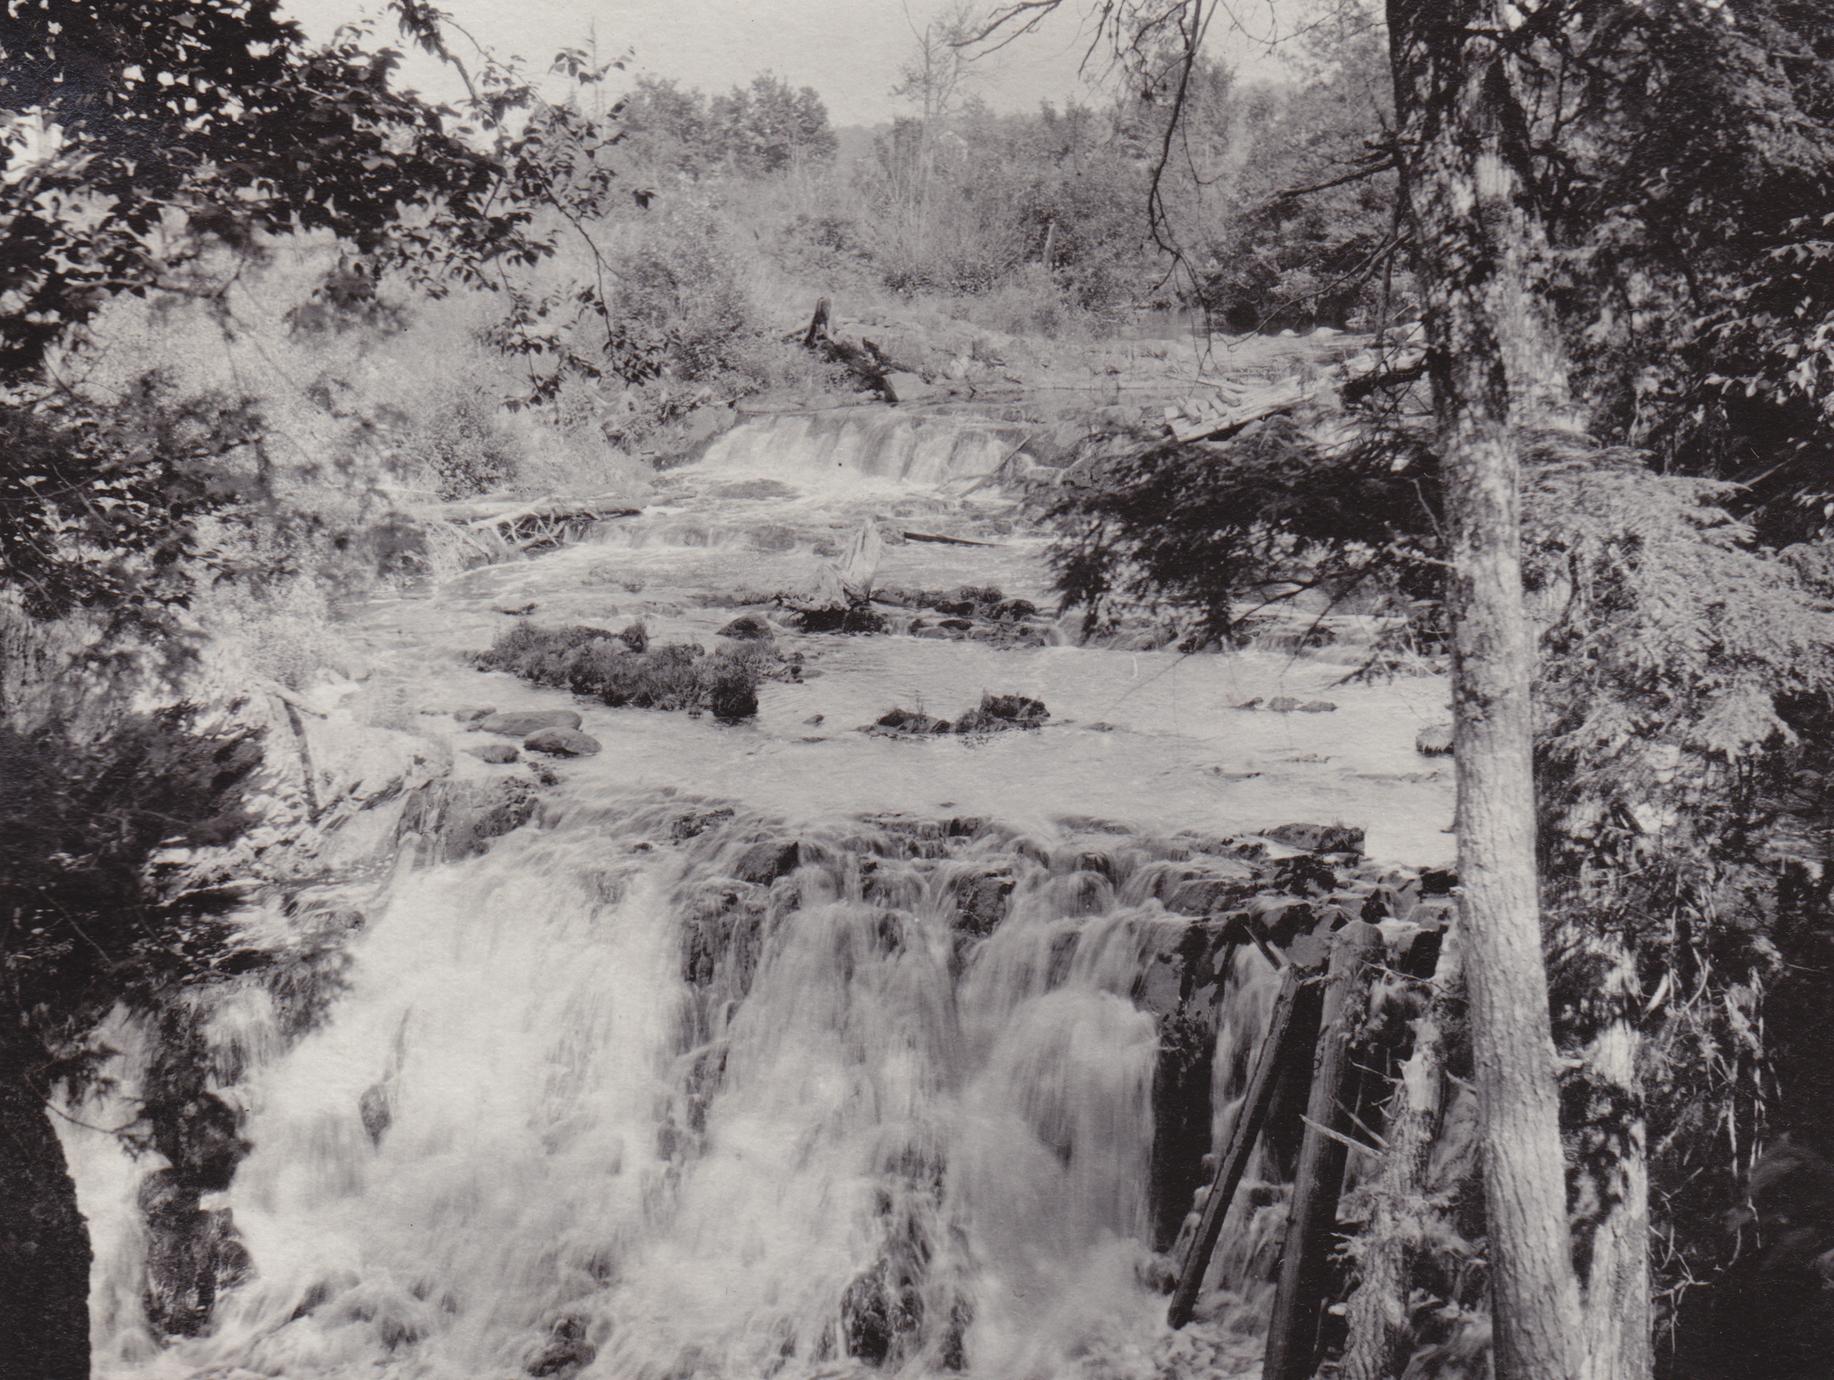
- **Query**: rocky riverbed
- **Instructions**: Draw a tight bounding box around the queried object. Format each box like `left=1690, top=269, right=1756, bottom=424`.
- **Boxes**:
left=64, top=401, right=1455, bottom=1380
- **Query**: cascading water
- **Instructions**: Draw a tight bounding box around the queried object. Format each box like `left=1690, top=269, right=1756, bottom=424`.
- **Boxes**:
left=64, top=406, right=1450, bottom=1379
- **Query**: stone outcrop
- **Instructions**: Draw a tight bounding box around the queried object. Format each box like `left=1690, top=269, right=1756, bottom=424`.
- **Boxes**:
left=477, top=709, right=584, bottom=738
left=523, top=727, right=602, bottom=757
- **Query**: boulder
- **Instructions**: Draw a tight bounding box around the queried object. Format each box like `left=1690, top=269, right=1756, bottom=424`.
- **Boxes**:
left=452, top=705, right=496, bottom=723
left=477, top=709, right=583, bottom=738
left=465, top=742, right=520, bottom=764
left=866, top=707, right=953, bottom=736
left=358, top=1083, right=392, bottom=1147
left=732, top=839, right=801, bottom=885
left=137, top=1170, right=251, bottom=1338
left=717, top=612, right=775, bottom=641
left=1416, top=722, right=1455, bottom=756
left=1296, top=699, right=1338, bottom=713
left=1264, top=821, right=1365, bottom=857
left=990, top=597, right=1039, bottom=621
left=953, top=693, right=1048, bottom=734
left=523, top=728, right=602, bottom=758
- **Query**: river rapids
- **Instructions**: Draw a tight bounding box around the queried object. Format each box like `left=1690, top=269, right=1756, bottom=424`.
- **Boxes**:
left=61, top=406, right=1453, bottom=1380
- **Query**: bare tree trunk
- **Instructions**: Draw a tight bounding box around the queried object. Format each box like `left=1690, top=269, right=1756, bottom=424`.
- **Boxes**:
left=1387, top=3, right=1583, bottom=1376
left=1342, top=932, right=1463, bottom=1380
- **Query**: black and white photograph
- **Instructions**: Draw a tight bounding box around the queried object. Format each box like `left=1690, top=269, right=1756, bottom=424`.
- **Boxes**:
left=3, top=1, right=1831, bottom=1376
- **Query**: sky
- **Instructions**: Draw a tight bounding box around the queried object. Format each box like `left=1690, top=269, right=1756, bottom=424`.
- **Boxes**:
left=280, top=0, right=1299, bottom=127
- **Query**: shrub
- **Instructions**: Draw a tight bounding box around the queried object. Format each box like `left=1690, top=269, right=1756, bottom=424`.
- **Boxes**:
left=476, top=623, right=768, bottom=719
left=401, top=391, right=521, bottom=499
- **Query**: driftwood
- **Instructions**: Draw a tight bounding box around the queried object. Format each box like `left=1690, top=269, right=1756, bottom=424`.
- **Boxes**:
left=1263, top=920, right=1387, bottom=1380
left=901, top=530, right=998, bottom=547
left=1167, top=932, right=1328, bottom=1329
left=432, top=494, right=641, bottom=557
left=794, top=298, right=934, bottom=403
left=1341, top=930, right=1461, bottom=1380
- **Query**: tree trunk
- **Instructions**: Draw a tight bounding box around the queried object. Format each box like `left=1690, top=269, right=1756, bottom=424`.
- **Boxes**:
left=1387, top=3, right=1584, bottom=1377
left=1564, top=926, right=1652, bottom=1380
left=1264, top=920, right=1386, bottom=1380
left=1167, top=947, right=1325, bottom=1329
left=0, top=1075, right=91, bottom=1380
left=1342, top=931, right=1463, bottom=1380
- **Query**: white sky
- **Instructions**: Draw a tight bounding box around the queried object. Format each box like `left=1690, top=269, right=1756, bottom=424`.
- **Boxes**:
left=280, top=0, right=1299, bottom=126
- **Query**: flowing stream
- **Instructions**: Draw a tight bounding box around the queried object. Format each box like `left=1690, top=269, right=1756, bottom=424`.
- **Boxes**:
left=64, top=405, right=1452, bottom=1380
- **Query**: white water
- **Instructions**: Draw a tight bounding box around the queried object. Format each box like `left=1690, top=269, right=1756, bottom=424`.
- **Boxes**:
left=66, top=406, right=1451, bottom=1379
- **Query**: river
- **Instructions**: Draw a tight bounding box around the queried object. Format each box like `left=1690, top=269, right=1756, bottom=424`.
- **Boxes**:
left=64, top=405, right=1452, bottom=1380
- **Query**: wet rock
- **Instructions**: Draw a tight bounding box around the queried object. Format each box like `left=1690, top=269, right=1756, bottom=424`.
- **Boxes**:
left=150, top=1089, right=243, bottom=1193
left=452, top=705, right=496, bottom=723
left=1416, top=721, right=1455, bottom=756
left=465, top=742, right=520, bottom=764
left=1151, top=1007, right=1217, bottom=1249
left=952, top=693, right=1048, bottom=734
left=359, top=1083, right=392, bottom=1147
left=795, top=605, right=886, bottom=635
left=990, top=597, right=1039, bottom=621
left=523, top=728, right=602, bottom=758
left=668, top=804, right=735, bottom=840
left=1265, top=696, right=1306, bottom=713
left=841, top=1263, right=923, bottom=1366
left=398, top=775, right=542, bottom=860
left=495, top=602, right=538, bottom=616
left=1263, top=822, right=1365, bottom=857
left=1269, top=854, right=1343, bottom=897
left=138, top=1170, right=251, bottom=1338
left=866, top=707, right=953, bottom=736
left=527, top=1314, right=597, bottom=1378
left=718, top=612, right=775, bottom=641
left=733, top=839, right=801, bottom=885
left=802, top=713, right=825, bottom=726
left=1163, top=870, right=1264, bottom=917
left=1296, top=699, right=1338, bottom=713
left=477, top=709, right=583, bottom=738
left=936, top=617, right=974, bottom=632
left=951, top=867, right=1015, bottom=940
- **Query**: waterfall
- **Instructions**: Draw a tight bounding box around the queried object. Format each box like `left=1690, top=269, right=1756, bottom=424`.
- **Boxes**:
left=61, top=400, right=1449, bottom=1379
left=76, top=793, right=1290, bottom=1380
left=699, top=409, right=1030, bottom=490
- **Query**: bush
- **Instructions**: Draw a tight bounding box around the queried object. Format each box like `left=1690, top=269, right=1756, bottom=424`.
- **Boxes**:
left=476, top=623, right=769, bottom=720
left=401, top=390, right=521, bottom=499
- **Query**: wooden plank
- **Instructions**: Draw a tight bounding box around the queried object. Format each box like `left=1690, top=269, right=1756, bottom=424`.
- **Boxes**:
left=1166, top=935, right=1328, bottom=1329
left=1263, top=920, right=1387, bottom=1380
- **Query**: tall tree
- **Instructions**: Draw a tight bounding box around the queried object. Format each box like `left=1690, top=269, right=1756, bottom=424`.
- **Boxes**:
left=1384, top=3, right=1584, bottom=1372
left=977, top=0, right=1588, bottom=1372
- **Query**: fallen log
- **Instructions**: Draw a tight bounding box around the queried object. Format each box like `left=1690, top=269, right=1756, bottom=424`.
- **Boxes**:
left=1167, top=932, right=1328, bottom=1329
left=1263, top=920, right=1387, bottom=1380
left=901, top=530, right=998, bottom=547
left=795, top=298, right=931, bottom=402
